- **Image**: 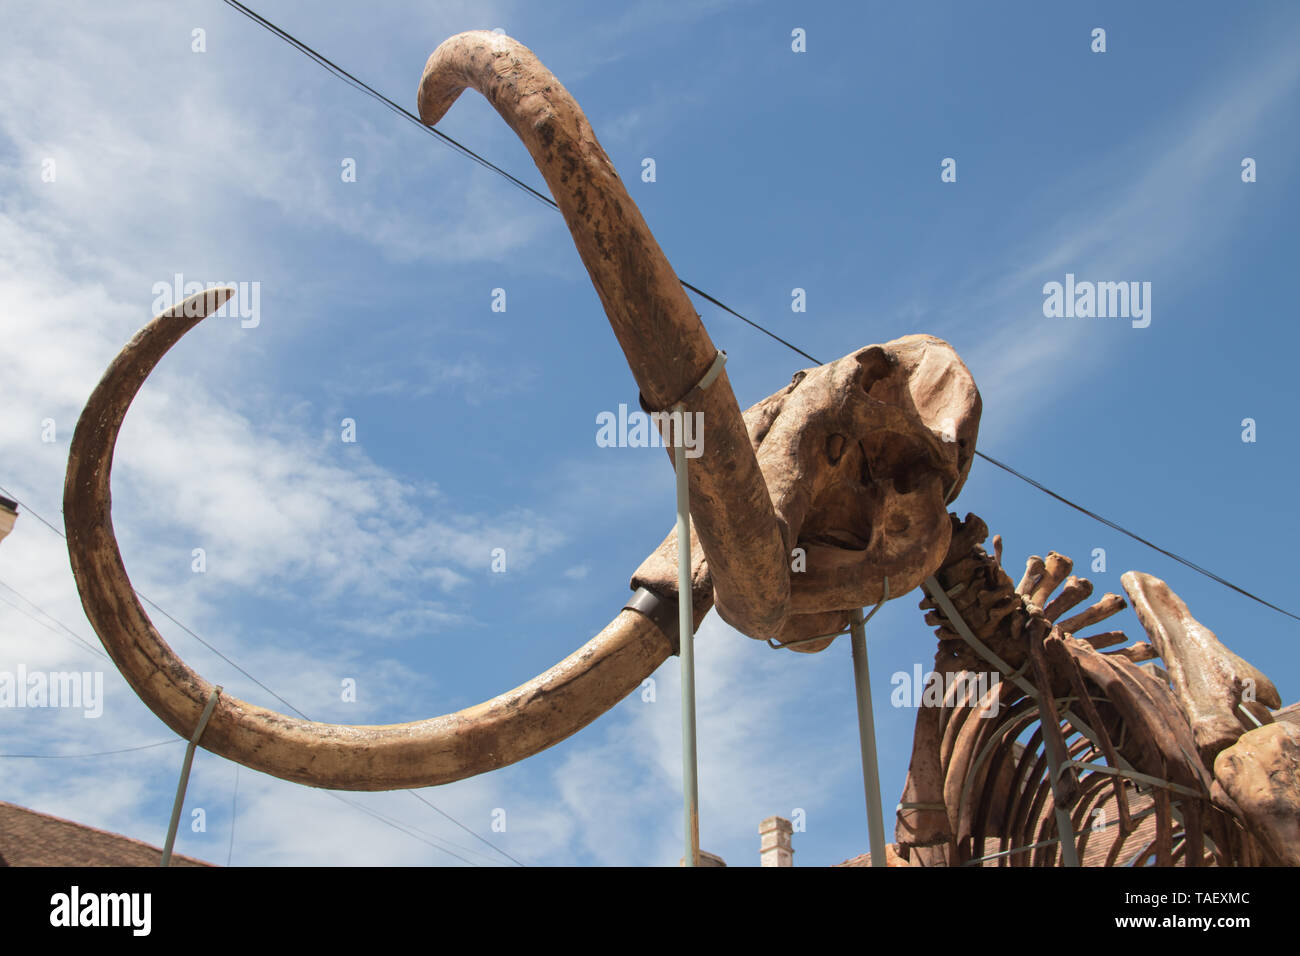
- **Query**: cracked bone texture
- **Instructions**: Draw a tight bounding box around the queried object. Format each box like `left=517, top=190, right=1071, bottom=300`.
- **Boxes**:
left=1213, top=722, right=1300, bottom=866
left=899, top=514, right=1222, bottom=865
left=64, top=34, right=986, bottom=790
left=1122, top=571, right=1281, bottom=765
left=65, top=33, right=977, bottom=790
left=634, top=334, right=981, bottom=647
left=888, top=513, right=1300, bottom=867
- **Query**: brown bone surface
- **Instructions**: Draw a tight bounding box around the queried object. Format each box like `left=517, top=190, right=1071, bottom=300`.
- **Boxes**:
left=1123, top=571, right=1280, bottom=765
left=62, top=33, right=979, bottom=791
left=1213, top=723, right=1300, bottom=866
left=634, top=335, right=980, bottom=648
left=893, top=514, right=1295, bottom=867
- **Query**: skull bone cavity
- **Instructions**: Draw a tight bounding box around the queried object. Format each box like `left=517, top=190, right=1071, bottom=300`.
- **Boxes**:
left=631, top=334, right=981, bottom=652
left=755, top=334, right=981, bottom=649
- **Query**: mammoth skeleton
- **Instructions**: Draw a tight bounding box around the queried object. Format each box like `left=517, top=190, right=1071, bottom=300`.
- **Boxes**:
left=63, top=32, right=979, bottom=792
left=891, top=516, right=1298, bottom=867
left=63, top=31, right=1297, bottom=867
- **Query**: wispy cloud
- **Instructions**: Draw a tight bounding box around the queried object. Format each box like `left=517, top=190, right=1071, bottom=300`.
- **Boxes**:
left=3, top=2, right=1296, bottom=870
left=551, top=611, right=861, bottom=865
left=0, top=0, right=573, bottom=863
left=941, top=33, right=1300, bottom=444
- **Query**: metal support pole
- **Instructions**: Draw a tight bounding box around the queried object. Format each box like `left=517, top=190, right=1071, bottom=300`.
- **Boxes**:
left=1048, top=780, right=1081, bottom=867
left=921, top=576, right=1079, bottom=867
left=162, top=684, right=221, bottom=866
left=849, top=587, right=889, bottom=867
left=674, top=408, right=700, bottom=867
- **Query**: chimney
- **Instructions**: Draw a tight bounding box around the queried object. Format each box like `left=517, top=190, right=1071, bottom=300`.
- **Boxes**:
left=759, top=816, right=793, bottom=867
left=0, top=496, right=17, bottom=546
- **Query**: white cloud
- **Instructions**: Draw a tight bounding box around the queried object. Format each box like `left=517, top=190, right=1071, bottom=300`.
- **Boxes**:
left=552, top=610, right=861, bottom=865
left=0, top=0, right=577, bottom=865
left=5, top=2, right=1294, bottom=870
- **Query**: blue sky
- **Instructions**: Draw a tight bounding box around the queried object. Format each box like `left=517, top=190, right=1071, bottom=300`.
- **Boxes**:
left=1, top=0, right=1297, bottom=867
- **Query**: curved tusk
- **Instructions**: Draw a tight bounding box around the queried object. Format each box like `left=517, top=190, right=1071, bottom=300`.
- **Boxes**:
left=419, top=31, right=790, bottom=639
left=66, top=30, right=796, bottom=791
left=64, top=290, right=674, bottom=790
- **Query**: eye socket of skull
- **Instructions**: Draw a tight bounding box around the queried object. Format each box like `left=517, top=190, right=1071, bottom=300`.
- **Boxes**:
left=852, top=336, right=981, bottom=502
left=858, top=431, right=946, bottom=495
left=741, top=335, right=979, bottom=617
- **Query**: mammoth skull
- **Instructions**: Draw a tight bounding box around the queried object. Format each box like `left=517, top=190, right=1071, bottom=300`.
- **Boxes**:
left=62, top=31, right=979, bottom=791
left=634, top=334, right=980, bottom=652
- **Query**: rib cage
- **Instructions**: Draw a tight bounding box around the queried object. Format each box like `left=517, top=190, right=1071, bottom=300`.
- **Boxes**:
left=896, top=512, right=1271, bottom=866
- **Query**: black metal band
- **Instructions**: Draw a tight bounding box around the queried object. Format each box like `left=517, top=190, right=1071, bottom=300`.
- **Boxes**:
left=623, top=586, right=681, bottom=655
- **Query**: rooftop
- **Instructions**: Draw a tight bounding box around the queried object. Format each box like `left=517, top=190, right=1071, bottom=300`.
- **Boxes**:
left=0, top=802, right=214, bottom=867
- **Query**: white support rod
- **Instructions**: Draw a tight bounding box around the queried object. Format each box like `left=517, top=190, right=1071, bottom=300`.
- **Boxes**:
left=849, top=608, right=887, bottom=867
left=161, top=684, right=221, bottom=866
left=674, top=409, right=700, bottom=867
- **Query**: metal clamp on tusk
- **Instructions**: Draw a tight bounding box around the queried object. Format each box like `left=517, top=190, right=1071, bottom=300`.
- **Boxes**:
left=623, top=586, right=682, bottom=655
left=637, top=349, right=727, bottom=415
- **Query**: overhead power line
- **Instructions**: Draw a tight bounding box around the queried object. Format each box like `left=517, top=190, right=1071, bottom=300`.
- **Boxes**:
left=226, top=764, right=239, bottom=867
left=207, top=4, right=1299, bottom=625
left=323, top=791, right=503, bottom=867
left=0, top=581, right=111, bottom=663
left=0, top=483, right=311, bottom=718
left=217, top=0, right=556, bottom=210
left=5, top=4, right=1292, bottom=867
left=323, top=792, right=514, bottom=867
left=973, top=453, right=1300, bottom=624
left=0, top=740, right=181, bottom=759
left=0, top=735, right=496, bottom=865
left=0, top=484, right=523, bottom=867
left=404, top=789, right=526, bottom=867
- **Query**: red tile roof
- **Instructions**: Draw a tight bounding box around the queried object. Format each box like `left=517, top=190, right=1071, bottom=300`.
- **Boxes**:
left=0, top=802, right=214, bottom=867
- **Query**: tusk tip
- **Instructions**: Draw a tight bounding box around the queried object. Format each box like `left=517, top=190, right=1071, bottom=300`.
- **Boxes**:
left=160, top=287, right=235, bottom=322
left=417, top=30, right=523, bottom=127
